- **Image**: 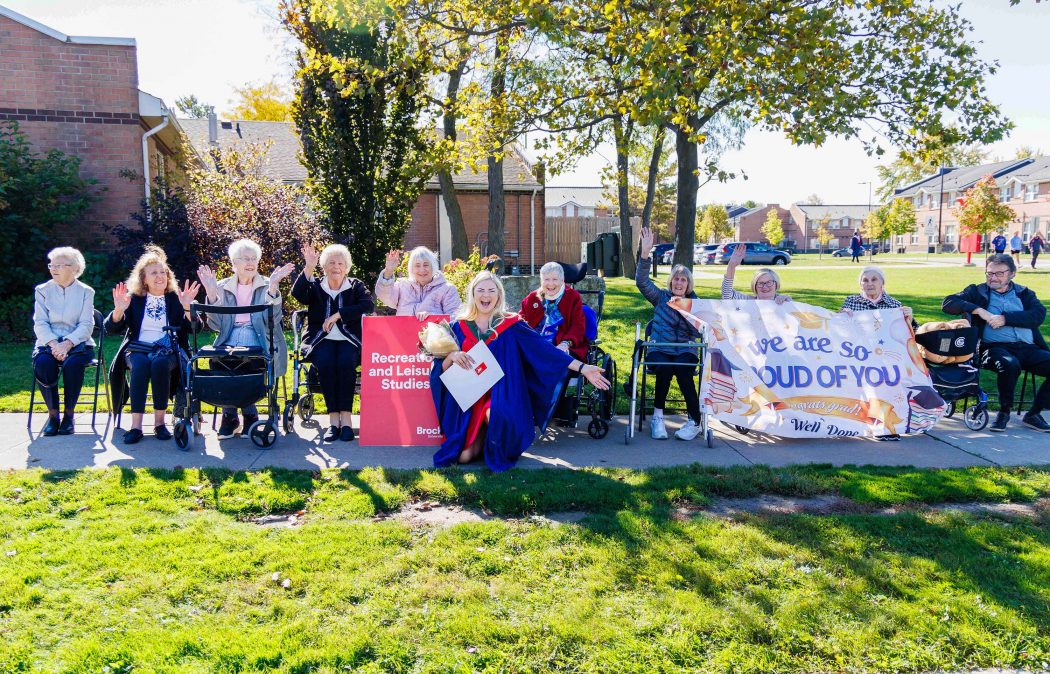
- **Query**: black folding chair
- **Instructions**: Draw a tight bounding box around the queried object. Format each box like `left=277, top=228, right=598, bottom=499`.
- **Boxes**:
left=27, top=309, right=110, bottom=431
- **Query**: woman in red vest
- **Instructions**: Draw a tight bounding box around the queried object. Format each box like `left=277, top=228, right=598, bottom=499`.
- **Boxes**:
left=519, top=261, right=588, bottom=360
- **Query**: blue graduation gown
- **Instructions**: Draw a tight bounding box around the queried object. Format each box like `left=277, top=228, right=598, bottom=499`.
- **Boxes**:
left=431, top=315, right=573, bottom=472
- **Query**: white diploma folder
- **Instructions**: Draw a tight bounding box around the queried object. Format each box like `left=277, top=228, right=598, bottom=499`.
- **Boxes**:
left=439, top=339, right=505, bottom=411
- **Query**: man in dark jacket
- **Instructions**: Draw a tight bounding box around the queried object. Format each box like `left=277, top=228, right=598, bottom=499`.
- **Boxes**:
left=943, top=253, right=1050, bottom=432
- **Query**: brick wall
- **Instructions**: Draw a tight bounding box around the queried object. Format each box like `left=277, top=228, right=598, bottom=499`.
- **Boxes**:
left=736, top=205, right=801, bottom=244
left=0, top=14, right=144, bottom=243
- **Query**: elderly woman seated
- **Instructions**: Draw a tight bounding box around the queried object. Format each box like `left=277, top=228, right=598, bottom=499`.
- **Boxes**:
left=721, top=243, right=792, bottom=303
left=375, top=246, right=461, bottom=318
left=840, top=266, right=914, bottom=321
left=32, top=247, right=96, bottom=436
left=197, top=239, right=296, bottom=439
left=519, top=261, right=588, bottom=360
left=106, top=246, right=202, bottom=444
left=292, top=243, right=375, bottom=443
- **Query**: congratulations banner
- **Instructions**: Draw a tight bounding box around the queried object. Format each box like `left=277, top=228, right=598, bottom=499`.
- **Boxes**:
left=670, top=299, right=946, bottom=438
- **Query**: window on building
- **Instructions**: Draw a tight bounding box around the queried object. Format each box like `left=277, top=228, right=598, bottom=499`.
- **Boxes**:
left=945, top=225, right=957, bottom=243
left=910, top=231, right=919, bottom=244
left=913, top=195, right=922, bottom=208
left=1000, top=185, right=1011, bottom=202
left=948, top=191, right=957, bottom=204
left=1026, top=183, right=1038, bottom=202
left=1024, top=216, right=1039, bottom=241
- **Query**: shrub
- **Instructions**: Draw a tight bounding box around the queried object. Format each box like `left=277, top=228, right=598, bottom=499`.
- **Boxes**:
left=441, top=247, right=501, bottom=298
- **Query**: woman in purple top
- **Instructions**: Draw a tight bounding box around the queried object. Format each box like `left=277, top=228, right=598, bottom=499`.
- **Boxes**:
left=375, top=246, right=462, bottom=319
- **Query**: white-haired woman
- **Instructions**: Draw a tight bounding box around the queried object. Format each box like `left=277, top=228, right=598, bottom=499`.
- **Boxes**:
left=32, top=247, right=95, bottom=436
left=376, top=246, right=461, bottom=318
left=637, top=228, right=704, bottom=441
left=106, top=246, right=202, bottom=444
left=840, top=266, right=913, bottom=321
left=519, top=261, right=589, bottom=360
left=292, top=243, right=375, bottom=442
left=722, top=243, right=793, bottom=303
left=196, top=239, right=296, bottom=439
left=430, top=271, right=609, bottom=471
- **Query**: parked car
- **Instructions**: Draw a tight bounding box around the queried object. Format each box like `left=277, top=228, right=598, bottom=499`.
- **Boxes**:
left=653, top=243, right=675, bottom=264
left=777, top=239, right=800, bottom=255
left=696, top=244, right=721, bottom=264
left=712, top=242, right=792, bottom=265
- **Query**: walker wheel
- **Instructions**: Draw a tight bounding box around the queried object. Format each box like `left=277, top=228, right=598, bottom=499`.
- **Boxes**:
left=964, top=405, right=988, bottom=431
left=249, top=420, right=278, bottom=449
left=588, top=418, right=609, bottom=439
left=173, top=420, right=191, bottom=451
left=705, top=428, right=714, bottom=448
left=732, top=424, right=751, bottom=436
left=282, top=402, right=295, bottom=433
left=944, top=401, right=956, bottom=418
left=296, top=395, right=314, bottom=421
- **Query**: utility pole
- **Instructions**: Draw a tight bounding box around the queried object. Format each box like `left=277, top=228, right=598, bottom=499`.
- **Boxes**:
left=859, top=181, right=872, bottom=257
left=936, top=167, right=946, bottom=255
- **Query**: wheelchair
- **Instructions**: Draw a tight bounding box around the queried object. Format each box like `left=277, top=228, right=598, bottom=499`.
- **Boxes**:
left=547, top=262, right=617, bottom=439
left=283, top=309, right=363, bottom=433
left=624, top=320, right=713, bottom=447
left=171, top=302, right=283, bottom=449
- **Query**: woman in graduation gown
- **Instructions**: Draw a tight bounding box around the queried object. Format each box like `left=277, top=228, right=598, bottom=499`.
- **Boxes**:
left=430, top=271, right=610, bottom=471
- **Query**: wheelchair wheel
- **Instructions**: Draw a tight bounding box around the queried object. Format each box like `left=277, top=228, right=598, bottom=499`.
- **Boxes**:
left=282, top=402, right=295, bottom=433
left=943, top=401, right=956, bottom=418
left=964, top=405, right=988, bottom=431
left=249, top=419, right=278, bottom=449
left=733, top=424, right=751, bottom=436
left=173, top=419, right=192, bottom=451
left=297, top=394, right=314, bottom=421
left=588, top=418, right=609, bottom=439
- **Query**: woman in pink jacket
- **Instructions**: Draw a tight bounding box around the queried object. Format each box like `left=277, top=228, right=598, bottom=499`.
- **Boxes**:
left=375, top=246, right=462, bottom=319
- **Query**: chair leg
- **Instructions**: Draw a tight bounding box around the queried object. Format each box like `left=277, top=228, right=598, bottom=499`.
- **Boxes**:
left=27, top=377, right=37, bottom=430
left=91, top=361, right=102, bottom=429
left=1017, top=372, right=1030, bottom=415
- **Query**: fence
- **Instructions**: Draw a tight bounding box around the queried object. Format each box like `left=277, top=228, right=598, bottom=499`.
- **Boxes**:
left=545, top=215, right=641, bottom=264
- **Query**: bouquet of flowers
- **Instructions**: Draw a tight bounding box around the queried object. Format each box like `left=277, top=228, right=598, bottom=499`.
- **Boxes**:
left=418, top=320, right=460, bottom=358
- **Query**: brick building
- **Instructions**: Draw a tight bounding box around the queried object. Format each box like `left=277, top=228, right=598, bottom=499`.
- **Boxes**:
left=892, top=157, right=1050, bottom=252
left=181, top=116, right=547, bottom=272
left=788, top=204, right=881, bottom=251
left=732, top=204, right=801, bottom=246
left=0, top=5, right=185, bottom=244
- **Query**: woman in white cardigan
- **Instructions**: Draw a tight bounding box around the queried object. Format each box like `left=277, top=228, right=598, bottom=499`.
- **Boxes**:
left=32, top=247, right=96, bottom=436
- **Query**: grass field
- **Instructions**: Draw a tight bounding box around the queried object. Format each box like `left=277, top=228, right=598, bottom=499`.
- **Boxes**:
left=1, top=464, right=1049, bottom=672
left=2, top=260, right=1047, bottom=415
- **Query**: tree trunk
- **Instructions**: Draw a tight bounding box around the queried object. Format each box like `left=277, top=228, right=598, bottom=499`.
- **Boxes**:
left=441, top=50, right=469, bottom=260
left=673, top=116, right=699, bottom=270
left=641, top=126, right=664, bottom=233
left=486, top=34, right=508, bottom=272
left=614, top=116, right=636, bottom=278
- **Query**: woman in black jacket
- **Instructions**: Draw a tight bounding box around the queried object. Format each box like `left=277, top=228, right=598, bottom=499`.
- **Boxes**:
left=292, top=243, right=375, bottom=442
left=106, top=246, right=201, bottom=444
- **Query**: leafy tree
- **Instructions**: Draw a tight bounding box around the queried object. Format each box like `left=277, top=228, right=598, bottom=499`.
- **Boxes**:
left=1015, top=145, right=1043, bottom=160
left=816, top=224, right=834, bottom=258
left=803, top=194, right=825, bottom=206
left=283, top=0, right=433, bottom=285
left=882, top=198, right=918, bottom=241
left=228, top=80, right=293, bottom=121
left=696, top=204, right=732, bottom=243
left=761, top=209, right=785, bottom=246
left=742, top=199, right=761, bottom=209
left=953, top=175, right=1016, bottom=238
left=861, top=207, right=887, bottom=255
left=600, top=124, right=676, bottom=241
left=175, top=95, right=212, bottom=119
left=0, top=121, right=99, bottom=339
left=876, top=135, right=988, bottom=202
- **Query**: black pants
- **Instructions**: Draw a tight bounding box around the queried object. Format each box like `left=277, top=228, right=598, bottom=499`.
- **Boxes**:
left=1032, top=251, right=1040, bottom=268
left=310, top=339, right=359, bottom=413
left=980, top=342, right=1050, bottom=413
left=126, top=350, right=178, bottom=413
left=650, top=351, right=701, bottom=423
left=851, top=253, right=860, bottom=262
left=33, top=347, right=91, bottom=411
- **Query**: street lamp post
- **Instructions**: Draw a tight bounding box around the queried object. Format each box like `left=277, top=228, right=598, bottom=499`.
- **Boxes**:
left=859, top=181, right=872, bottom=256
left=936, top=166, right=945, bottom=255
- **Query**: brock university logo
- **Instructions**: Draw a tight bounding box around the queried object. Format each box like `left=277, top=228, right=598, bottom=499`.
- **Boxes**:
left=474, top=362, right=488, bottom=376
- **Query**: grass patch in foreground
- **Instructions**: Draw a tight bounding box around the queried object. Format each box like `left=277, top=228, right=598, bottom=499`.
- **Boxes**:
left=1, top=465, right=1049, bottom=672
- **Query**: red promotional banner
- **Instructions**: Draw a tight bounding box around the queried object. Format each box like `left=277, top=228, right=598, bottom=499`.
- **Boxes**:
left=359, top=315, right=446, bottom=446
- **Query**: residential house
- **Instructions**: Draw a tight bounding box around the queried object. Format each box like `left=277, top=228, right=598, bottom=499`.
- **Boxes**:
left=789, top=203, right=881, bottom=251
left=545, top=186, right=609, bottom=218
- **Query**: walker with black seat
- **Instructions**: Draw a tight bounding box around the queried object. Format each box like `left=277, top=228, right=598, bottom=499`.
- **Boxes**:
left=171, top=302, right=283, bottom=449
left=914, top=322, right=989, bottom=431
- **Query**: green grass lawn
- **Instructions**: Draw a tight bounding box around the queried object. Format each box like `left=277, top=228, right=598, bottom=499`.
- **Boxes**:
left=1, top=464, right=1049, bottom=672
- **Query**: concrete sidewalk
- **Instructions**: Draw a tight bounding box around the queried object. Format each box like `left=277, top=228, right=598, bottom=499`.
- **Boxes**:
left=2, top=411, right=1046, bottom=472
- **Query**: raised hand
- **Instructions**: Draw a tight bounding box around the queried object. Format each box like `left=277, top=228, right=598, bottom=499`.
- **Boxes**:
left=384, top=249, right=402, bottom=276
left=112, top=282, right=132, bottom=314
left=179, top=279, right=201, bottom=310
left=268, top=262, right=296, bottom=286
left=302, top=244, right=319, bottom=270
left=728, top=242, right=746, bottom=269
left=640, top=227, right=654, bottom=259
left=196, top=265, right=219, bottom=298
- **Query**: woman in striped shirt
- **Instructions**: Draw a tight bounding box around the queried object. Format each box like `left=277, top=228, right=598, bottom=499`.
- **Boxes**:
left=720, top=243, right=793, bottom=304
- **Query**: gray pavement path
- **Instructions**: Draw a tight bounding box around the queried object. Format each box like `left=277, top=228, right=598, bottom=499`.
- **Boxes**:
left=2, top=411, right=1046, bottom=472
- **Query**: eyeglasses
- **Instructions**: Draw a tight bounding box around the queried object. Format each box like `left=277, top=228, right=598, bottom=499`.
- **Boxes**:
left=47, top=263, right=71, bottom=270
left=233, top=257, right=259, bottom=264
left=985, top=270, right=1011, bottom=278
left=755, top=281, right=777, bottom=289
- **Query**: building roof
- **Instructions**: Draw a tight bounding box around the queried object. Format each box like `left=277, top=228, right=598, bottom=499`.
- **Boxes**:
left=997, top=156, right=1050, bottom=184
left=179, top=117, right=543, bottom=190
left=893, top=158, right=1033, bottom=197
left=726, top=205, right=750, bottom=218
left=545, top=186, right=607, bottom=209
left=0, top=4, right=136, bottom=46
left=793, top=204, right=878, bottom=221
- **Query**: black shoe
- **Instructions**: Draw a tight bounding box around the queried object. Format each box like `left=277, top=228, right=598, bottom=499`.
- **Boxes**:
left=1022, top=413, right=1050, bottom=432
left=323, top=425, right=339, bottom=442
left=217, top=416, right=240, bottom=440
left=42, top=415, right=59, bottom=437
left=123, top=428, right=144, bottom=444
left=154, top=425, right=173, bottom=441
left=241, top=415, right=259, bottom=437
left=990, top=412, right=1009, bottom=432
left=340, top=425, right=355, bottom=442
left=58, top=415, right=75, bottom=435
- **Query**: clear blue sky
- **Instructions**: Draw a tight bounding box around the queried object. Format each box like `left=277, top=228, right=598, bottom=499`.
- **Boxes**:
left=4, top=0, right=1048, bottom=205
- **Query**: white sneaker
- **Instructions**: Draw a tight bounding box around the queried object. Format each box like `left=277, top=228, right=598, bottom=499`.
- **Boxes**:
left=675, top=420, right=703, bottom=441
left=650, top=417, right=668, bottom=440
